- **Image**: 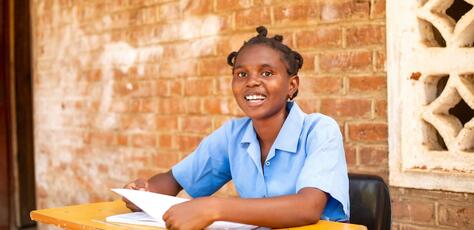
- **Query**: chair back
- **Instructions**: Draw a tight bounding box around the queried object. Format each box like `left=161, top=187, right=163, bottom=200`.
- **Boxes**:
left=349, top=173, right=391, bottom=230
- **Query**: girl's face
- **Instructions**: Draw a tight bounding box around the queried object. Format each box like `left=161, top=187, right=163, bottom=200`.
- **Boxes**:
left=231, top=44, right=299, bottom=121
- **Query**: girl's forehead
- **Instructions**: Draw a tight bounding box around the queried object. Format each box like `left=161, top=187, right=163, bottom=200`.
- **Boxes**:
left=235, top=44, right=284, bottom=64
left=239, top=44, right=280, bottom=55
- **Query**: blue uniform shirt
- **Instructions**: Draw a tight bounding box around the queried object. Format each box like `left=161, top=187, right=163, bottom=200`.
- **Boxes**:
left=172, top=102, right=349, bottom=221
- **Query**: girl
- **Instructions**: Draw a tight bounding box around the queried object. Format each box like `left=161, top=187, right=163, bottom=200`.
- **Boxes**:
left=124, top=26, right=349, bottom=229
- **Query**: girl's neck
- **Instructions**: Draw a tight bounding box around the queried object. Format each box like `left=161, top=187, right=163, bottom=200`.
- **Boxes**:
left=252, top=108, right=289, bottom=145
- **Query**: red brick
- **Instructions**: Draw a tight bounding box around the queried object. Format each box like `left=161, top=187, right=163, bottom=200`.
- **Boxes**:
left=346, top=25, right=385, bottom=47
left=162, top=44, right=183, bottom=60
left=216, top=77, right=234, bottom=96
left=216, top=33, right=254, bottom=56
left=348, top=123, right=387, bottom=142
left=184, top=98, right=202, bottom=114
left=252, top=0, right=288, bottom=5
left=181, top=0, right=213, bottom=16
left=359, top=145, right=387, bottom=166
left=320, top=51, right=372, bottom=73
left=375, top=99, right=387, bottom=118
left=129, top=99, right=141, bottom=113
left=137, top=169, right=158, bottom=179
left=235, top=7, right=271, bottom=28
left=320, top=98, right=371, bottom=118
left=273, top=2, right=319, bottom=24
left=392, top=199, right=435, bottom=224
left=176, top=135, right=203, bottom=152
left=344, top=145, right=357, bottom=166
left=375, top=49, right=386, bottom=71
left=203, top=98, right=232, bottom=115
left=155, top=152, right=180, bottom=168
left=348, top=76, right=386, bottom=93
left=319, top=0, right=370, bottom=22
left=295, top=98, right=320, bottom=113
left=152, top=80, right=171, bottom=97
left=126, top=66, right=139, bottom=80
left=401, top=225, right=431, bottom=230
left=198, top=58, right=230, bottom=76
left=155, top=115, right=178, bottom=130
left=184, top=78, right=214, bottom=96
left=296, top=27, right=342, bottom=49
left=180, top=116, right=212, bottom=133
left=215, top=0, right=252, bottom=12
left=140, top=98, right=157, bottom=113
left=213, top=116, right=233, bottom=129
left=159, top=2, right=180, bottom=22
left=300, top=53, right=316, bottom=72
left=299, top=77, right=342, bottom=95
left=156, top=98, right=185, bottom=114
left=372, top=0, right=386, bottom=19
left=158, top=61, right=197, bottom=78
left=216, top=32, right=258, bottom=56
left=439, top=204, right=474, bottom=228
left=113, top=81, right=137, bottom=96
left=170, top=79, right=183, bottom=96
left=392, top=199, right=410, bottom=221
left=158, top=134, right=174, bottom=149
left=120, top=114, right=156, bottom=131
left=117, top=134, right=128, bottom=146
left=411, top=201, right=436, bottom=223
left=131, top=133, right=157, bottom=148
left=84, top=131, right=116, bottom=146
left=84, top=69, right=101, bottom=82
left=189, top=38, right=217, bottom=58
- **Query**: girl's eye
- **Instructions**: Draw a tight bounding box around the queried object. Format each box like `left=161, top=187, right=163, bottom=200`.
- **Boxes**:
left=237, top=72, right=247, bottom=78
left=261, top=71, right=273, bottom=77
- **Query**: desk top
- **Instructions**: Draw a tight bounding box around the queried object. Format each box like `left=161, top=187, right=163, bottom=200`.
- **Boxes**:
left=31, top=200, right=367, bottom=230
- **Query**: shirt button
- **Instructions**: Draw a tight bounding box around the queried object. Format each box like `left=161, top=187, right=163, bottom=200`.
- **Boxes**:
left=265, top=161, right=270, bottom=166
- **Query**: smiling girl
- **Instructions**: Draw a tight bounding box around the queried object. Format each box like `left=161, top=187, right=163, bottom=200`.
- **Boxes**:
left=124, top=26, right=349, bottom=229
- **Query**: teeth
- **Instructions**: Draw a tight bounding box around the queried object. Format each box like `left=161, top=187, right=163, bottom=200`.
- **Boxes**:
left=245, top=95, right=266, bottom=100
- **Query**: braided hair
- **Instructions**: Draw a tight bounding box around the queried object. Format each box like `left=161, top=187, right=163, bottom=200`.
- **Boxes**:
left=227, top=26, right=304, bottom=99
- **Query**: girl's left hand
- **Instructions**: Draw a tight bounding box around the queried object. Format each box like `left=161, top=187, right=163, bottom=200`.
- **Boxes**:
left=162, top=197, right=220, bottom=230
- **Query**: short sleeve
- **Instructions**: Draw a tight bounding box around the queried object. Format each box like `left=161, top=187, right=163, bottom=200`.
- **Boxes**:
left=296, top=116, right=349, bottom=221
left=172, top=122, right=232, bottom=198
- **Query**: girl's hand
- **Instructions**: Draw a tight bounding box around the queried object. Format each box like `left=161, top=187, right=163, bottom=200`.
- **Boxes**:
left=162, top=197, right=220, bottom=230
left=122, top=178, right=149, bottom=211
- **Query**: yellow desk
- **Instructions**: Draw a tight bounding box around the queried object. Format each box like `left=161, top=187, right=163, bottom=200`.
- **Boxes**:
left=31, top=200, right=367, bottom=230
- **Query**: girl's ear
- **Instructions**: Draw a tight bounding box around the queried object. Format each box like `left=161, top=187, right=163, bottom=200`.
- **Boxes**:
left=288, top=75, right=299, bottom=100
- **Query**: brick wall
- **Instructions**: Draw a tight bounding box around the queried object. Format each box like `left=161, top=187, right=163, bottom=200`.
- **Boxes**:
left=30, top=0, right=473, bottom=229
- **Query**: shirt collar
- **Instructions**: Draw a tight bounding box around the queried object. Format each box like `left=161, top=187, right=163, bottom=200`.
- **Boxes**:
left=240, top=102, right=306, bottom=153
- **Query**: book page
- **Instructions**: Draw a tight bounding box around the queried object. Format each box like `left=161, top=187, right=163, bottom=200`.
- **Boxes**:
left=111, top=188, right=187, bottom=221
left=109, top=189, right=259, bottom=229
left=106, top=211, right=162, bottom=227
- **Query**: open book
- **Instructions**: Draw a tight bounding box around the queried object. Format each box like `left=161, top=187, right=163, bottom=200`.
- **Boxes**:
left=106, top=189, right=259, bottom=229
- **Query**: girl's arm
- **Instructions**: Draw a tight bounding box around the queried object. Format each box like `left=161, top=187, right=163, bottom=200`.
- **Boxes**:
left=163, top=187, right=327, bottom=229
left=146, top=170, right=183, bottom=195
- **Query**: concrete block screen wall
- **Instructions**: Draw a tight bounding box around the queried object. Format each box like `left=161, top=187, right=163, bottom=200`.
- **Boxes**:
left=388, top=0, right=474, bottom=192
left=31, top=0, right=473, bottom=229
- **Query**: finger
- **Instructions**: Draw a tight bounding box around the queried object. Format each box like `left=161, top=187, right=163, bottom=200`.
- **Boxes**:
left=164, top=219, right=172, bottom=230
left=162, top=210, right=169, bottom=221
left=126, top=202, right=141, bottom=211
left=123, top=182, right=137, bottom=189
left=122, top=197, right=141, bottom=211
left=135, top=179, right=147, bottom=188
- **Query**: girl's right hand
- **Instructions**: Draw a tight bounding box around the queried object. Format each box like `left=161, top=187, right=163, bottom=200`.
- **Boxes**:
left=122, top=178, right=149, bottom=211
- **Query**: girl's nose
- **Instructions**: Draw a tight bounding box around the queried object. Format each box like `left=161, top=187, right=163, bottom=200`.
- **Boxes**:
left=246, top=73, right=261, bottom=87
